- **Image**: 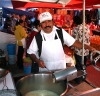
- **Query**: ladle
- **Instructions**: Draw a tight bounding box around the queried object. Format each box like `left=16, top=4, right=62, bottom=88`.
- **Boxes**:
left=52, top=66, right=78, bottom=83
left=45, top=67, right=53, bottom=74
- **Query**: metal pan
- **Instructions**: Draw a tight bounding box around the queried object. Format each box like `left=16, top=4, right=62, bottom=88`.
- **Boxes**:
left=16, top=73, right=68, bottom=96
left=0, top=68, right=9, bottom=82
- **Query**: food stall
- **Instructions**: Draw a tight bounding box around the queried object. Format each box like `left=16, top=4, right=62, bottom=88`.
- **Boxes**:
left=0, top=0, right=100, bottom=96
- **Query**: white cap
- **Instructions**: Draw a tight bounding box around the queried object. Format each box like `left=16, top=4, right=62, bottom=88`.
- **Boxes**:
left=39, top=12, right=52, bottom=23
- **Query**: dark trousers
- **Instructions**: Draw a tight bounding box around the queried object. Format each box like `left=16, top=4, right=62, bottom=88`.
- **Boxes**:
left=74, top=53, right=89, bottom=83
left=74, top=53, right=88, bottom=70
left=31, top=61, right=39, bottom=73
left=17, top=46, right=24, bottom=69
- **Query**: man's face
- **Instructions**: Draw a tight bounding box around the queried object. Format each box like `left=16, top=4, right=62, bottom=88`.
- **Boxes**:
left=40, top=20, right=53, bottom=33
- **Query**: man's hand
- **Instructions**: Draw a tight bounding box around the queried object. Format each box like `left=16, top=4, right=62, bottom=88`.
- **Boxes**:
left=89, top=46, right=96, bottom=56
left=37, top=59, right=46, bottom=68
left=89, top=46, right=96, bottom=52
left=30, top=54, right=46, bottom=68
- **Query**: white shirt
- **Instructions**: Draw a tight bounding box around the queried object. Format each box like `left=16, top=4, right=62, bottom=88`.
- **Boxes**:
left=27, top=26, right=75, bottom=57
left=32, top=27, right=38, bottom=32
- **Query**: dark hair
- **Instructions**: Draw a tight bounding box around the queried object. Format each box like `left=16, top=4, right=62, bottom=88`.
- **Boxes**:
left=19, top=20, right=24, bottom=24
left=32, top=19, right=40, bottom=28
left=73, top=16, right=82, bottom=25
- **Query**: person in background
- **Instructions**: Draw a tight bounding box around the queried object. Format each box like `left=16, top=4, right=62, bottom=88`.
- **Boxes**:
left=72, top=16, right=90, bottom=84
left=20, top=15, right=28, bottom=31
left=11, top=14, right=21, bottom=32
left=3, top=17, right=13, bottom=34
left=20, top=15, right=26, bottom=22
left=90, top=21, right=97, bottom=30
left=27, top=19, right=41, bottom=48
left=27, top=19, right=41, bottom=73
left=11, top=13, right=17, bottom=27
left=27, top=12, right=95, bottom=73
left=64, top=11, right=71, bottom=27
left=14, top=20, right=28, bottom=69
left=15, top=14, right=21, bottom=26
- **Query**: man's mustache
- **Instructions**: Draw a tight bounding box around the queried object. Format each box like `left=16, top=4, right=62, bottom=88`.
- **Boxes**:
left=45, top=26, right=51, bottom=28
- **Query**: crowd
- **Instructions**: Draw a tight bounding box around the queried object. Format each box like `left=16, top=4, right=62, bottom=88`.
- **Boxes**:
left=0, top=13, right=37, bottom=34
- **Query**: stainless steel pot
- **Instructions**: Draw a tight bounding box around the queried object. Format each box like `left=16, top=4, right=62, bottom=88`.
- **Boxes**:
left=0, top=68, right=9, bottom=82
left=16, top=73, right=68, bottom=96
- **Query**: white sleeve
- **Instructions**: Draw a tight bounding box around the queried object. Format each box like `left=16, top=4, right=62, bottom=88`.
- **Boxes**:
left=62, top=29, right=75, bottom=47
left=27, top=37, right=39, bottom=57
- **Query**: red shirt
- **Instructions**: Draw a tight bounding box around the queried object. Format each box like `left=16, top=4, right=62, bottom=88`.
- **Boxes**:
left=27, top=31, right=38, bottom=49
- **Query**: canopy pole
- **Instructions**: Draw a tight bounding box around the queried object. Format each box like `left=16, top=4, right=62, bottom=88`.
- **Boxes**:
left=82, top=0, right=85, bottom=67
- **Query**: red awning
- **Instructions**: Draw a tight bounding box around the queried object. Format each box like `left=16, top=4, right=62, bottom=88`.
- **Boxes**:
left=11, top=1, right=63, bottom=9
left=11, top=0, right=100, bottom=9
left=65, top=0, right=100, bottom=9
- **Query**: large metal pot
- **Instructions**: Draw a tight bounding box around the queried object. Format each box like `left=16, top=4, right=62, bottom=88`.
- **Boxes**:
left=16, top=73, right=67, bottom=96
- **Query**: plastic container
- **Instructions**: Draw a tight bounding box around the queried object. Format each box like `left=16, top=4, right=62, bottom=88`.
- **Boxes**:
left=8, top=55, right=16, bottom=65
left=23, top=57, right=32, bottom=63
left=23, top=64, right=32, bottom=74
left=23, top=57, right=32, bottom=74
left=7, top=44, right=16, bottom=55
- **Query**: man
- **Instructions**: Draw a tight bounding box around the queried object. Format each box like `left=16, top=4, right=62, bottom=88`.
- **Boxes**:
left=72, top=16, right=90, bottom=83
left=14, top=20, right=28, bottom=69
left=72, top=16, right=90, bottom=68
left=27, top=12, right=95, bottom=72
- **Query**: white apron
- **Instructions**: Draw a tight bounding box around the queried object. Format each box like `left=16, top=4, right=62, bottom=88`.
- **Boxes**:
left=39, top=32, right=66, bottom=72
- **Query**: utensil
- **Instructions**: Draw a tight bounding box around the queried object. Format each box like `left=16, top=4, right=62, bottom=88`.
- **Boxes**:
left=16, top=73, right=67, bottom=96
left=45, top=67, right=53, bottom=74
left=52, top=66, right=78, bottom=83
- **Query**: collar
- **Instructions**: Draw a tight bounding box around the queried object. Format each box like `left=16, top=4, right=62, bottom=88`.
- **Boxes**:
left=33, top=28, right=38, bottom=32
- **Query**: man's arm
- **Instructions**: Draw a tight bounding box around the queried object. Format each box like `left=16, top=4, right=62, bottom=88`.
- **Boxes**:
left=30, top=54, right=39, bottom=63
left=72, top=40, right=95, bottom=52
left=29, top=54, right=45, bottom=68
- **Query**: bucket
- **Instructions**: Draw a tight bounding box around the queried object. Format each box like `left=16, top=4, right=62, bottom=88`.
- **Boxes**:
left=8, top=55, right=16, bottom=65
left=23, top=57, right=32, bottom=74
left=7, top=44, right=16, bottom=55
left=23, top=63, right=32, bottom=74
